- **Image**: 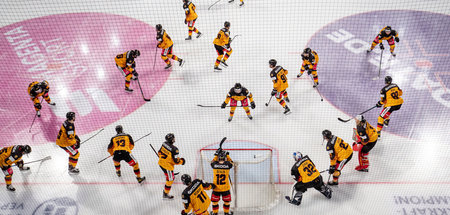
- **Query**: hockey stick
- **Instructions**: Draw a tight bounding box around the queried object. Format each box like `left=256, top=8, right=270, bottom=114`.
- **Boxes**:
left=80, top=128, right=105, bottom=145
left=285, top=183, right=296, bottom=203
left=13, top=156, right=52, bottom=167
left=337, top=105, right=377, bottom=123
left=265, top=95, right=273, bottom=106
left=29, top=98, right=44, bottom=133
left=197, top=104, right=243, bottom=108
left=230, top=35, right=241, bottom=44
left=378, top=49, right=384, bottom=78
left=137, top=79, right=151, bottom=102
left=98, top=132, right=152, bottom=164
left=315, top=86, right=324, bottom=102
left=208, top=0, right=222, bottom=10
left=319, top=169, right=329, bottom=174
left=218, top=137, right=227, bottom=150
left=149, top=143, right=180, bottom=175
left=153, top=46, right=158, bottom=71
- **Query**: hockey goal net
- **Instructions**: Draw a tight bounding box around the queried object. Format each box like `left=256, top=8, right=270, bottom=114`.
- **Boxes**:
left=197, top=140, right=280, bottom=212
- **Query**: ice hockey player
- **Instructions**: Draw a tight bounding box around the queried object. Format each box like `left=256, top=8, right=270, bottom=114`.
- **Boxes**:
left=367, top=26, right=399, bottom=57
left=298, top=48, right=320, bottom=88
left=287, top=152, right=332, bottom=206
left=158, top=133, right=186, bottom=200
left=269, top=59, right=291, bottom=114
left=353, top=115, right=378, bottom=172
left=181, top=174, right=215, bottom=215
left=0, top=145, right=31, bottom=191
left=156, top=24, right=184, bottom=69
left=211, top=150, right=234, bottom=215
left=375, top=76, right=403, bottom=137
left=322, top=130, right=353, bottom=185
left=56, top=112, right=81, bottom=174
left=107, top=125, right=146, bottom=183
left=28, top=80, right=55, bottom=117
left=213, top=21, right=232, bottom=71
left=183, top=0, right=202, bottom=40
left=115, top=50, right=140, bottom=92
left=228, top=0, right=244, bottom=7
left=221, top=83, right=255, bottom=122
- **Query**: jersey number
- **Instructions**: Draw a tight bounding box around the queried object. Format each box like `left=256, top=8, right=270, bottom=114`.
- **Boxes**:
left=116, top=139, right=126, bottom=147
left=303, top=164, right=317, bottom=176
left=215, top=174, right=226, bottom=185
left=0, top=148, right=7, bottom=155
left=197, top=192, right=207, bottom=203
left=159, top=151, right=168, bottom=159
left=216, top=33, right=221, bottom=40
left=339, top=142, right=348, bottom=150
left=57, top=130, right=62, bottom=140
left=280, top=74, right=287, bottom=83
left=391, top=91, right=399, bottom=99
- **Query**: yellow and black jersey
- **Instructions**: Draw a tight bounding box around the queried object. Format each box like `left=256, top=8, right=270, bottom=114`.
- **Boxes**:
left=156, top=30, right=174, bottom=49
left=357, top=121, right=378, bottom=144
left=270, top=66, right=289, bottom=91
left=378, top=26, right=398, bottom=40
left=28, top=81, right=49, bottom=98
left=211, top=161, right=233, bottom=192
left=108, top=133, right=135, bottom=155
left=56, top=120, right=77, bottom=147
left=158, top=142, right=183, bottom=171
left=183, top=1, right=198, bottom=21
left=301, top=51, right=319, bottom=70
left=326, top=136, right=352, bottom=166
left=213, top=28, right=230, bottom=47
left=0, top=146, right=23, bottom=168
left=224, top=87, right=254, bottom=103
left=115, top=51, right=136, bottom=69
left=379, top=84, right=403, bottom=107
left=291, top=155, right=320, bottom=183
left=182, top=179, right=213, bottom=213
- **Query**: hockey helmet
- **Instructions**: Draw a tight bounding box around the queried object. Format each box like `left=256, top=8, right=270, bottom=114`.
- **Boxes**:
left=385, top=26, right=392, bottom=31
left=355, top=115, right=365, bottom=123
left=130, top=50, right=140, bottom=57
left=165, top=133, right=175, bottom=143
left=303, top=48, right=311, bottom=54
left=19, top=145, right=32, bottom=154
left=181, top=174, right=192, bottom=185
left=385, top=76, right=392, bottom=85
left=322, top=129, right=332, bottom=140
left=293, top=151, right=303, bottom=161
left=156, top=24, right=162, bottom=32
left=224, top=21, right=230, bottom=28
left=66, top=111, right=76, bottom=121
left=217, top=150, right=228, bottom=161
left=115, top=125, right=123, bottom=134
left=233, top=83, right=242, bottom=93
left=39, top=80, right=49, bottom=89
left=269, top=59, right=277, bottom=67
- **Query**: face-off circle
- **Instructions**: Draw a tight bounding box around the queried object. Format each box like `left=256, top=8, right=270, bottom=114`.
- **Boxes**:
left=308, top=10, right=450, bottom=139
left=0, top=13, right=169, bottom=145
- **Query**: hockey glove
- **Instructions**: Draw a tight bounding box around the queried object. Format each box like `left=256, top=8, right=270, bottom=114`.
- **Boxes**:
left=225, top=43, right=230, bottom=49
left=75, top=135, right=81, bottom=149
left=17, top=160, right=24, bottom=169
left=221, top=102, right=227, bottom=109
left=215, top=148, right=223, bottom=156
left=179, top=158, right=186, bottom=165
left=181, top=210, right=188, bottom=215
left=34, top=103, right=42, bottom=110
left=395, top=37, right=399, bottom=42
left=271, top=89, right=277, bottom=96
left=250, top=101, right=255, bottom=109
left=329, top=166, right=336, bottom=174
left=376, top=101, right=382, bottom=108
left=184, top=19, right=187, bottom=25
left=379, top=43, right=385, bottom=50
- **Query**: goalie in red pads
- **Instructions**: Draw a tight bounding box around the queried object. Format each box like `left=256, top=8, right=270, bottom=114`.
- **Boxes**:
left=353, top=115, right=378, bottom=172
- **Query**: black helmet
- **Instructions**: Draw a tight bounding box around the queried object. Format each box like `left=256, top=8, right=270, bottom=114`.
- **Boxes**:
left=224, top=21, right=230, bottom=28
left=234, top=83, right=242, bottom=89
left=385, top=26, right=392, bottom=31
left=165, top=133, right=175, bottom=143
left=19, top=145, right=32, bottom=154
left=66, top=112, right=76, bottom=120
left=181, top=174, right=192, bottom=185
left=385, top=76, right=392, bottom=84
left=115, top=125, right=123, bottom=134
left=156, top=24, right=162, bottom=31
left=303, top=48, right=311, bottom=54
left=130, top=50, right=140, bottom=57
left=39, top=80, right=49, bottom=89
left=322, top=129, right=332, bottom=140
left=269, top=59, right=277, bottom=67
left=218, top=150, right=227, bottom=161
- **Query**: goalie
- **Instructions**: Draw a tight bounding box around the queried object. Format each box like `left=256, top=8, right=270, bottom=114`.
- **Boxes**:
left=211, top=149, right=234, bottom=215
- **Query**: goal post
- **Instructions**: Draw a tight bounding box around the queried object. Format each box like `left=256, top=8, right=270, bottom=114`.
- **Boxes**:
left=198, top=142, right=280, bottom=212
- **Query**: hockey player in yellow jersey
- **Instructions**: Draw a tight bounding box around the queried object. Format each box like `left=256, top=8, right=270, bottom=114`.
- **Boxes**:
left=228, top=0, right=244, bottom=7
left=287, top=152, right=332, bottom=206
left=181, top=174, right=215, bottom=215
left=28, top=80, right=55, bottom=117
left=367, top=26, right=399, bottom=57
left=107, top=125, right=145, bottom=183
left=211, top=150, right=234, bottom=215
left=375, top=76, right=403, bottom=137
left=56, top=112, right=81, bottom=174
left=213, top=22, right=233, bottom=71
left=298, top=48, right=320, bottom=88
left=353, top=115, right=378, bottom=172
left=269, top=59, right=291, bottom=114
left=158, top=133, right=186, bottom=199
left=0, top=145, right=31, bottom=191
left=322, top=130, right=353, bottom=185
left=115, top=50, right=140, bottom=92
left=221, top=83, right=255, bottom=122
left=183, top=0, right=202, bottom=40
left=156, top=24, right=184, bottom=70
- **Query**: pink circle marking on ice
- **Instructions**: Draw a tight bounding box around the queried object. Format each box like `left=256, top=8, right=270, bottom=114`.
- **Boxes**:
left=0, top=13, right=169, bottom=146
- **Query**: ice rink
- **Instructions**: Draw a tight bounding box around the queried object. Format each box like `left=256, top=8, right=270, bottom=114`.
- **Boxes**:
left=1, top=0, right=450, bottom=214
